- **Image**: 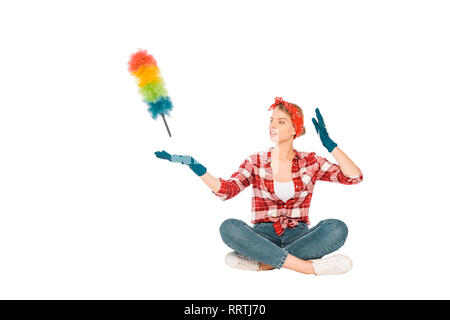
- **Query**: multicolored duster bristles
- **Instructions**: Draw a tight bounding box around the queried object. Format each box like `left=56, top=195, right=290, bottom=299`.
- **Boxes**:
left=128, top=49, right=173, bottom=137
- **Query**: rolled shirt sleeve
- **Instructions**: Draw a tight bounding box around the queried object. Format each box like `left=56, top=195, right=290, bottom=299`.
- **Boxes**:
left=315, top=154, right=363, bottom=185
left=211, top=156, right=255, bottom=200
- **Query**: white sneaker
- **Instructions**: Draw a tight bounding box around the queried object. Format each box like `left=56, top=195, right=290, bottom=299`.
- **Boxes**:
left=225, top=251, right=260, bottom=271
left=311, top=254, right=353, bottom=275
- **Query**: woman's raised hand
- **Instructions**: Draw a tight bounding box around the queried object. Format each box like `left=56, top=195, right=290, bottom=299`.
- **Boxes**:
left=311, top=108, right=338, bottom=153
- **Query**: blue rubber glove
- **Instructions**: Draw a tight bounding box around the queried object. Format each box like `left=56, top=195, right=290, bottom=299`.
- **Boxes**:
left=311, top=108, right=338, bottom=153
left=154, top=150, right=207, bottom=177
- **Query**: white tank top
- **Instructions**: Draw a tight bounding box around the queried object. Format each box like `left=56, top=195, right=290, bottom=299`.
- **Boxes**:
left=274, top=180, right=295, bottom=202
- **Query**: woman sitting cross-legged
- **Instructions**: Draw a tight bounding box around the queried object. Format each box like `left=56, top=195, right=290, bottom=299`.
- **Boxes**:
left=154, top=97, right=363, bottom=276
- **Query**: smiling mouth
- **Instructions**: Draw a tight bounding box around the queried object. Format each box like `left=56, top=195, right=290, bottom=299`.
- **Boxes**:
left=270, top=130, right=277, bottom=136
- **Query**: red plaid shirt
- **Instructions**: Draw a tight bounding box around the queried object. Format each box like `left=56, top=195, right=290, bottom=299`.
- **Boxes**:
left=212, top=147, right=363, bottom=236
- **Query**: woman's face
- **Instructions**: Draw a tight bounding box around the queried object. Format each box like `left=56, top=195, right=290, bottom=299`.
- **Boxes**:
left=269, top=107, right=296, bottom=143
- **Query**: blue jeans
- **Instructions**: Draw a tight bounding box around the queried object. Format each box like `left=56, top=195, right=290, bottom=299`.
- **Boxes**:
left=219, top=218, right=348, bottom=269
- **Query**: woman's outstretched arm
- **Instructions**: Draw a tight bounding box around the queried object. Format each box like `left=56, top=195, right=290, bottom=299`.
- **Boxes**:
left=330, top=146, right=362, bottom=178
left=154, top=150, right=254, bottom=198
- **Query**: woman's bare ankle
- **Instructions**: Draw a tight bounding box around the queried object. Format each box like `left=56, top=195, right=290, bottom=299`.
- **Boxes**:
left=282, top=254, right=315, bottom=274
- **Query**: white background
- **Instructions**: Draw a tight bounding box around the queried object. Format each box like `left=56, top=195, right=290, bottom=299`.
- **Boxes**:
left=0, top=0, right=449, bottom=299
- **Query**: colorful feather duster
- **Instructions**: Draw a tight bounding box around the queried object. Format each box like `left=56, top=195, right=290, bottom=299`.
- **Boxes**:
left=128, top=49, right=173, bottom=137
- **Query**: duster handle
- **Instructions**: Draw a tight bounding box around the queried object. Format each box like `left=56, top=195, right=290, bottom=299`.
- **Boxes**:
left=161, top=114, right=172, bottom=137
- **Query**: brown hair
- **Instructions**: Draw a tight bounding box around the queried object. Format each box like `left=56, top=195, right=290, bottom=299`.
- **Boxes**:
left=275, top=102, right=306, bottom=137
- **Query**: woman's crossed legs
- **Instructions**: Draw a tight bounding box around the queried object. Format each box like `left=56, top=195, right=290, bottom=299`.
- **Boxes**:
left=219, top=218, right=348, bottom=274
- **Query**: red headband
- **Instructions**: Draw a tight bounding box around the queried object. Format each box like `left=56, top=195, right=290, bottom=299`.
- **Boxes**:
left=268, top=97, right=304, bottom=138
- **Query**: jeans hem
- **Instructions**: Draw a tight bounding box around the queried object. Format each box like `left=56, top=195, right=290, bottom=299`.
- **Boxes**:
left=275, top=249, right=289, bottom=269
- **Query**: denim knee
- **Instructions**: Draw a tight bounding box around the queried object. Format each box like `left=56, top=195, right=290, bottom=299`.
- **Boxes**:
left=219, top=218, right=243, bottom=245
left=323, top=219, right=348, bottom=243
